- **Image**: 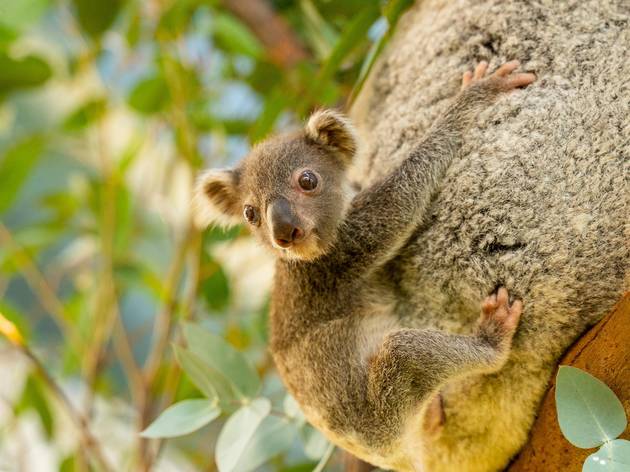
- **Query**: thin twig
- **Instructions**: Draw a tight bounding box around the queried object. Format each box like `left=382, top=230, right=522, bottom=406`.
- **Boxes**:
left=18, top=345, right=113, bottom=472
left=81, top=119, right=119, bottom=418
left=148, top=230, right=202, bottom=464
left=0, top=223, right=82, bottom=352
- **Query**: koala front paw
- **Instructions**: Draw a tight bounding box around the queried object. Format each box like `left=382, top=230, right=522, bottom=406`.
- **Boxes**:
left=476, top=287, right=523, bottom=350
left=461, top=60, right=536, bottom=92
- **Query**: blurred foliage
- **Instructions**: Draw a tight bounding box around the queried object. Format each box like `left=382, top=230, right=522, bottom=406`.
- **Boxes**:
left=0, top=0, right=411, bottom=470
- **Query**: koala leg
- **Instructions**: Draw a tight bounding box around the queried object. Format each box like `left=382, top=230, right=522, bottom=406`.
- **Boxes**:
left=367, top=288, right=522, bottom=421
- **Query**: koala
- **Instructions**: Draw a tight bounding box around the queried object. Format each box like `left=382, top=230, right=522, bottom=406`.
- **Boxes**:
left=343, top=1, right=629, bottom=471
left=194, top=60, right=535, bottom=471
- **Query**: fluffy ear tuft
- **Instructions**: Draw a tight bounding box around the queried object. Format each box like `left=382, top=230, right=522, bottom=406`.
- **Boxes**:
left=192, top=169, right=242, bottom=229
left=305, top=109, right=357, bottom=161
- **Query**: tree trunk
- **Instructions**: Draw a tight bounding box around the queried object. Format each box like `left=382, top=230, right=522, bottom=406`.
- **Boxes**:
left=508, top=293, right=630, bottom=471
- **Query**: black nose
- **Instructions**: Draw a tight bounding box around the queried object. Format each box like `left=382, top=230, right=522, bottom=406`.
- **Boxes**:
left=269, top=198, right=304, bottom=247
left=274, top=226, right=304, bottom=247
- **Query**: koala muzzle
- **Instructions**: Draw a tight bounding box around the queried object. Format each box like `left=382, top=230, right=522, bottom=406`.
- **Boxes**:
left=269, top=198, right=304, bottom=247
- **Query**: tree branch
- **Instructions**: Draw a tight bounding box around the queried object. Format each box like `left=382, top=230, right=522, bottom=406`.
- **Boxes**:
left=220, top=0, right=309, bottom=68
left=508, top=292, right=630, bottom=470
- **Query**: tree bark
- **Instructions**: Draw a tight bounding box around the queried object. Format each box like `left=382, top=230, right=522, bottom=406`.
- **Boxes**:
left=508, top=293, right=630, bottom=471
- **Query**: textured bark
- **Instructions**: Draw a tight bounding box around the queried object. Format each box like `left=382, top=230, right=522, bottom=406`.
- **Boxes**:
left=508, top=293, right=630, bottom=471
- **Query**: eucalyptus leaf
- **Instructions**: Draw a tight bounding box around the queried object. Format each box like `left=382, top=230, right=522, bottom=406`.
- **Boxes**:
left=232, top=415, right=297, bottom=472
left=128, top=75, right=170, bottom=115
left=201, top=261, right=230, bottom=311
left=72, top=0, right=125, bottom=38
left=556, top=366, right=627, bottom=448
left=283, top=394, right=305, bottom=424
left=0, top=136, right=45, bottom=214
left=213, top=13, right=263, bottom=59
left=299, top=0, right=339, bottom=59
left=17, top=376, right=54, bottom=438
left=62, top=99, right=107, bottom=132
left=183, top=323, right=260, bottom=399
left=173, top=345, right=237, bottom=407
left=215, top=398, right=271, bottom=472
left=382, top=0, right=414, bottom=24
left=302, top=425, right=330, bottom=460
left=0, top=53, right=52, bottom=95
left=141, top=399, right=220, bottom=438
left=316, top=4, right=379, bottom=88
left=583, top=439, right=630, bottom=472
left=350, top=0, right=414, bottom=103
left=0, top=0, right=49, bottom=31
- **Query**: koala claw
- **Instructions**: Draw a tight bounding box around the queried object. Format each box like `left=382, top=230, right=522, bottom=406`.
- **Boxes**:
left=478, top=287, right=523, bottom=346
left=461, top=60, right=536, bottom=91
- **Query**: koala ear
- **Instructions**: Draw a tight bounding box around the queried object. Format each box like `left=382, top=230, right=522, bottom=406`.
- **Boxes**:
left=305, top=109, right=357, bottom=162
left=192, top=168, right=242, bottom=228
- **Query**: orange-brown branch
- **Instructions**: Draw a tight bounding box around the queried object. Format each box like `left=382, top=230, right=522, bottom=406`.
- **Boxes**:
left=221, top=0, right=308, bottom=68
left=509, top=293, right=630, bottom=471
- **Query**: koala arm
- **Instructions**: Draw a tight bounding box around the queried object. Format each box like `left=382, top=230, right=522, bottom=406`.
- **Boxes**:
left=335, top=62, right=534, bottom=274
left=368, top=288, right=522, bottom=421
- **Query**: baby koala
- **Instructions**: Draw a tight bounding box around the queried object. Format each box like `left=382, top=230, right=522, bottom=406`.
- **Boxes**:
left=194, top=60, right=533, bottom=471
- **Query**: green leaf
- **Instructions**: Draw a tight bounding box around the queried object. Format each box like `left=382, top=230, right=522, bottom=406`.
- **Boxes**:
left=250, top=87, right=289, bottom=142
left=173, top=345, right=237, bottom=407
left=302, top=425, right=330, bottom=460
left=72, top=0, right=125, bottom=38
left=583, top=440, right=630, bottom=472
left=62, top=99, right=106, bottom=132
left=0, top=52, right=52, bottom=96
left=201, top=260, right=230, bottom=311
left=319, top=4, right=379, bottom=81
left=215, top=398, right=271, bottom=472
left=17, top=376, right=54, bottom=438
left=0, top=135, right=45, bottom=214
left=59, top=455, right=77, bottom=472
left=283, top=394, right=305, bottom=424
left=141, top=399, right=220, bottom=438
left=183, top=323, right=260, bottom=399
left=304, top=4, right=379, bottom=109
left=350, top=0, right=414, bottom=103
left=213, top=13, right=264, bottom=59
left=556, top=366, right=627, bottom=448
left=299, top=0, right=339, bottom=60
left=382, top=0, right=414, bottom=24
left=231, top=415, right=297, bottom=472
left=156, top=0, right=197, bottom=39
left=0, top=0, right=49, bottom=31
left=127, top=75, right=170, bottom=114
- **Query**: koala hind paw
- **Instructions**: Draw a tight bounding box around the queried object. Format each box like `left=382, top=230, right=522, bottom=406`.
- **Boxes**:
left=477, top=287, right=523, bottom=349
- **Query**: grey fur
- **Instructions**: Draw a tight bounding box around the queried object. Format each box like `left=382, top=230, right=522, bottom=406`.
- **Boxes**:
left=348, top=0, right=629, bottom=470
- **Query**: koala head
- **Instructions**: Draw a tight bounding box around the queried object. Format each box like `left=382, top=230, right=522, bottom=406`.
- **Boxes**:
left=193, top=109, right=357, bottom=261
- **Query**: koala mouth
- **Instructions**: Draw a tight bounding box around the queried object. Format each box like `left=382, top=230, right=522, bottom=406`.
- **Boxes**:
left=274, top=231, right=325, bottom=261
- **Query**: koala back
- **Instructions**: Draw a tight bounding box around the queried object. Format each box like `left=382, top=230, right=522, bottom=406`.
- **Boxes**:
left=350, top=0, right=629, bottom=470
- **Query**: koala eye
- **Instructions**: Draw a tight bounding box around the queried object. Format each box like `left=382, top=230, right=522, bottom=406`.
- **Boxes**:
left=243, top=205, right=259, bottom=225
left=298, top=170, right=318, bottom=192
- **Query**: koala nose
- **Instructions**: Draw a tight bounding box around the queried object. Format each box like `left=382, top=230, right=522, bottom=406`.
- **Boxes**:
left=274, top=225, right=304, bottom=247
left=269, top=198, right=304, bottom=247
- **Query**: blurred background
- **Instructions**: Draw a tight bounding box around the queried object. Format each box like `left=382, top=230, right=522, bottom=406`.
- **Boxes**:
left=0, top=0, right=411, bottom=470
